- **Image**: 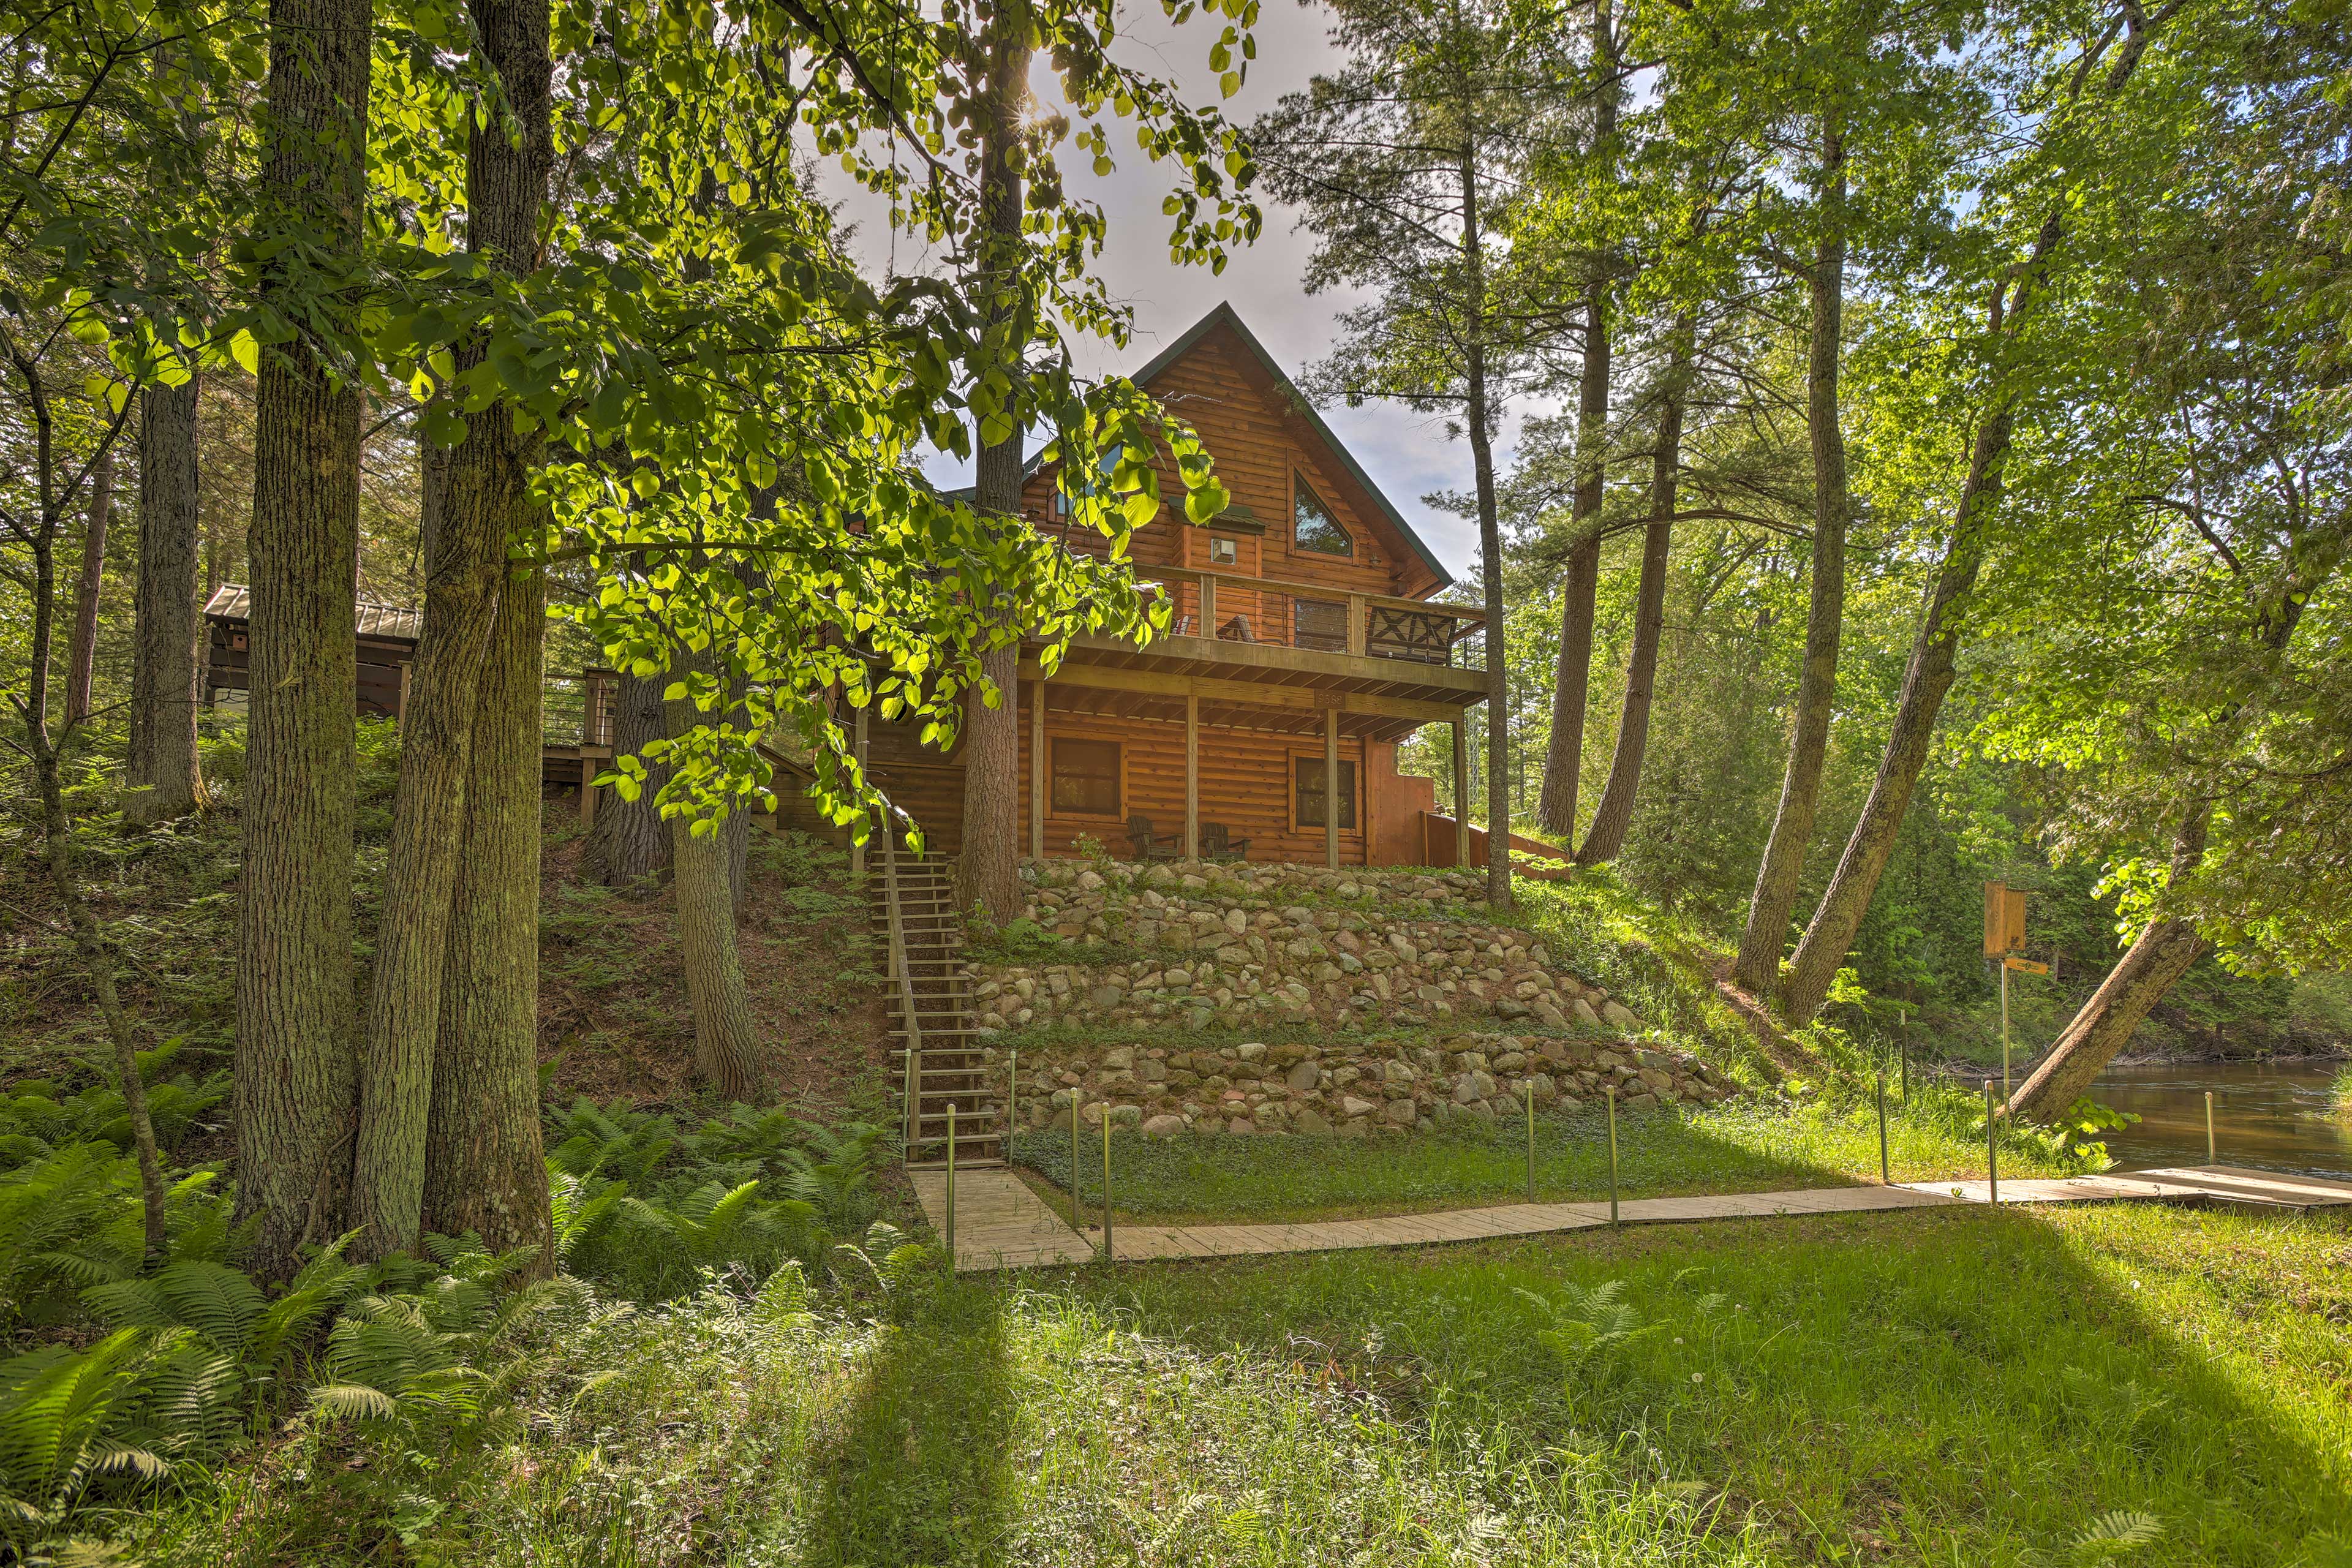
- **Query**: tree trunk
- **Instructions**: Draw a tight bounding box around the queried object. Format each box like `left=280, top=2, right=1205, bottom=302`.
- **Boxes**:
left=1773, top=18, right=2161, bottom=1027
left=2010, top=810, right=2210, bottom=1121
left=1538, top=523, right=1600, bottom=840
left=725, top=780, right=753, bottom=914
left=666, top=644, right=767, bottom=1101
left=1736, top=124, right=1849, bottom=993
left=422, top=562, right=553, bottom=1265
left=6, top=360, right=167, bottom=1261
left=954, top=15, right=1033, bottom=921
left=234, top=0, right=371, bottom=1280
left=586, top=668, right=672, bottom=888
left=1577, top=338, right=1687, bottom=866
left=418, top=431, right=453, bottom=567
left=1776, top=409, right=2008, bottom=1023
left=1459, top=145, right=1512, bottom=908
left=1535, top=0, right=1618, bottom=842
left=126, top=375, right=204, bottom=827
left=65, top=446, right=111, bottom=728
left=352, top=0, right=551, bottom=1258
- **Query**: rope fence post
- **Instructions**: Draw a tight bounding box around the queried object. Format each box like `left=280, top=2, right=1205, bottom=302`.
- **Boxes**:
left=1985, top=1079, right=1999, bottom=1206
left=1607, top=1087, right=1620, bottom=1226
left=1525, top=1080, right=1536, bottom=1203
left=1101, top=1105, right=1114, bottom=1265
left=2206, top=1090, right=2215, bottom=1163
left=944, top=1104, right=957, bottom=1264
left=1877, top=1065, right=1891, bottom=1186
left=1008, top=1049, right=1019, bottom=1153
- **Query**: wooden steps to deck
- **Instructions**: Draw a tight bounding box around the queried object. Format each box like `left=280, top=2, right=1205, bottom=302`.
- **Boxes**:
left=871, top=845, right=1003, bottom=1171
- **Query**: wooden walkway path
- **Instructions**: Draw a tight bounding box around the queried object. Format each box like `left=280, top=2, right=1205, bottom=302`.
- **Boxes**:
left=909, top=1164, right=2352, bottom=1273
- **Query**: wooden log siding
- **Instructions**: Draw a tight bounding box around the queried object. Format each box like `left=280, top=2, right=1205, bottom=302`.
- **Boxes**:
left=1017, top=707, right=1371, bottom=867
left=1020, top=322, right=1442, bottom=605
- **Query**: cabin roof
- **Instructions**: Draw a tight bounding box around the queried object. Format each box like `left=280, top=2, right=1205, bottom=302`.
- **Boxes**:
left=203, top=583, right=423, bottom=643
left=1128, top=303, right=1455, bottom=591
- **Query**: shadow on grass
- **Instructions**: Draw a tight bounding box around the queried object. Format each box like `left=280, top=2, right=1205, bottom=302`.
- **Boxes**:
left=1009, top=1100, right=1904, bottom=1225
left=803, top=1281, right=1020, bottom=1567
left=1060, top=1204, right=2352, bottom=1566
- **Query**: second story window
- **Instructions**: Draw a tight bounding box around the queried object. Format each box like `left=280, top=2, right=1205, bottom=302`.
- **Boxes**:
left=1208, top=536, right=1238, bottom=567
left=1292, top=473, right=1352, bottom=557
left=1053, top=444, right=1127, bottom=519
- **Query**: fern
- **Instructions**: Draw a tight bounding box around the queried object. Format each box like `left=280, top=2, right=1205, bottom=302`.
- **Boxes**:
left=1517, top=1280, right=1665, bottom=1382
left=0, top=1147, right=145, bottom=1328
left=85, top=1262, right=263, bottom=1354
left=0, top=1331, right=159, bottom=1544
left=2072, top=1510, right=2164, bottom=1556
left=548, top=1172, right=626, bottom=1265
left=546, top=1099, right=679, bottom=1185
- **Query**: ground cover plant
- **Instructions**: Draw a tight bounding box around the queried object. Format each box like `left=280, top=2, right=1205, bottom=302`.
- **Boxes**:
left=100, top=1202, right=2352, bottom=1567
left=0, top=1062, right=907, bottom=1556
left=1065, top=1203, right=2352, bottom=1567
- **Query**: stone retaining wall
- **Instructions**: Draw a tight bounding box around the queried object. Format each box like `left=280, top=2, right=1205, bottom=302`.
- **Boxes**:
left=974, top=861, right=1643, bottom=1035
left=965, top=860, right=1736, bottom=1137
left=993, top=1031, right=1734, bottom=1138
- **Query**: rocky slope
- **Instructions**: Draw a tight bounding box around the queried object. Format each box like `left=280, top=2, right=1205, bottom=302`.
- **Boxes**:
left=965, top=860, right=1735, bottom=1137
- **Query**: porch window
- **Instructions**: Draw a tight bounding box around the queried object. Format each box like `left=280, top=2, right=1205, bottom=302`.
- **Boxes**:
left=1294, top=756, right=1358, bottom=830
left=1050, top=737, right=1122, bottom=816
left=1208, top=535, right=1238, bottom=566
left=1292, top=475, right=1352, bottom=556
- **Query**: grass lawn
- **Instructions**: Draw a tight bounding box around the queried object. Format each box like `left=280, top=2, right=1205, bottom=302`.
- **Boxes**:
left=1008, top=1091, right=2094, bottom=1226
left=141, top=1203, right=2352, bottom=1566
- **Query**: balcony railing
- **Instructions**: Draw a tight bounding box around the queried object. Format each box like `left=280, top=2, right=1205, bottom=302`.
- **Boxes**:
left=1130, top=567, right=1487, bottom=671
left=541, top=668, right=619, bottom=748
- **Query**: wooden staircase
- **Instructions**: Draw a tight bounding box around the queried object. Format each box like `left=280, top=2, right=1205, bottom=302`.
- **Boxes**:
left=872, top=839, right=1003, bottom=1170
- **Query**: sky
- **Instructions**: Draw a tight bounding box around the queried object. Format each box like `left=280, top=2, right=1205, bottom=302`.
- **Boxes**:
left=825, top=0, right=1520, bottom=582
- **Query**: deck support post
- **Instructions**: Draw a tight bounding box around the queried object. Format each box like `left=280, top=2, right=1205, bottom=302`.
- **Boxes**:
left=578, top=766, right=597, bottom=827
left=1452, top=718, right=1471, bottom=870
left=1324, top=706, right=1341, bottom=871
left=1029, top=679, right=1046, bottom=861
left=1185, top=694, right=1200, bottom=861
left=850, top=705, right=870, bottom=879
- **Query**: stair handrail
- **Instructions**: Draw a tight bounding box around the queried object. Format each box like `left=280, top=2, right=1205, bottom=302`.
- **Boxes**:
left=878, top=816, right=925, bottom=1154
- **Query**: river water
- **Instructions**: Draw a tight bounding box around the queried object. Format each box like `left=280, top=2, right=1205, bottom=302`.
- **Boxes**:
left=2083, top=1059, right=2351, bottom=1178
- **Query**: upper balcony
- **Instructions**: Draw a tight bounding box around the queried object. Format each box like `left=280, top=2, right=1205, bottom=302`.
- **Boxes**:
left=1038, top=565, right=1491, bottom=723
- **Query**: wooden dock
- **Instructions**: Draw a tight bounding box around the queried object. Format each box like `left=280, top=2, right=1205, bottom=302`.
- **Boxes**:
left=910, top=1164, right=2352, bottom=1273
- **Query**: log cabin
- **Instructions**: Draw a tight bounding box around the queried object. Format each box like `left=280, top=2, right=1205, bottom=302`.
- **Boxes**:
left=198, top=583, right=623, bottom=816
left=851, top=303, right=1487, bottom=870
left=199, top=306, right=1487, bottom=869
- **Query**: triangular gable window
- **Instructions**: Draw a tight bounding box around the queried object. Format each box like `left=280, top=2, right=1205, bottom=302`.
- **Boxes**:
left=1292, top=473, right=1352, bottom=557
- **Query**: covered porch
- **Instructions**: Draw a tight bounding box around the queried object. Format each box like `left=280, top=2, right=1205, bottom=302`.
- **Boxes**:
left=842, top=573, right=1488, bottom=870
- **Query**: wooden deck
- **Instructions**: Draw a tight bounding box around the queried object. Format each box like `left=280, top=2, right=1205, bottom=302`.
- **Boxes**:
left=911, top=1164, right=2352, bottom=1273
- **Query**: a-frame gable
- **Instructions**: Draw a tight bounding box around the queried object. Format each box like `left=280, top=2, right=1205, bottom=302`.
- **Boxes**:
left=1128, top=304, right=1453, bottom=597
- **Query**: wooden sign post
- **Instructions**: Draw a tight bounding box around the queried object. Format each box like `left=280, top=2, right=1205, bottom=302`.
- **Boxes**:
left=1984, top=883, right=2033, bottom=1106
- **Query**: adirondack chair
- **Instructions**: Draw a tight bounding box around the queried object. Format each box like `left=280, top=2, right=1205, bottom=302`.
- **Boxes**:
left=1200, top=822, right=1251, bottom=862
left=1125, top=813, right=1182, bottom=862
